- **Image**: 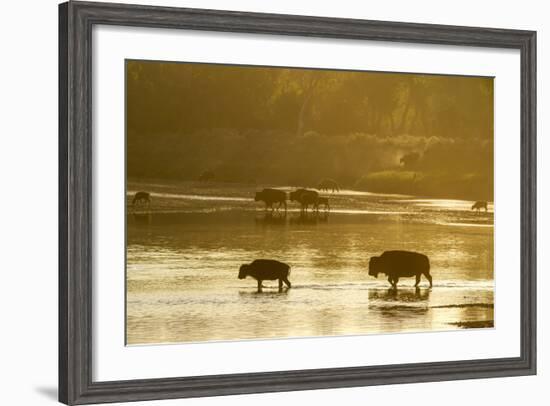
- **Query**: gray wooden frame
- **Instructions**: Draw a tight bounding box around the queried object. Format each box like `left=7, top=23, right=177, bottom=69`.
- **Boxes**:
left=59, top=1, right=537, bottom=404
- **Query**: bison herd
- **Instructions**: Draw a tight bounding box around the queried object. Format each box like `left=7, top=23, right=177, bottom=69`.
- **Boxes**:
left=255, top=187, right=331, bottom=213
left=239, top=250, right=433, bottom=292
left=130, top=181, right=492, bottom=293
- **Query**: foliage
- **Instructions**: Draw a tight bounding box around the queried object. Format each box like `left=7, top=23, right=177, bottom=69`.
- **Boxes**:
left=126, top=61, right=493, bottom=200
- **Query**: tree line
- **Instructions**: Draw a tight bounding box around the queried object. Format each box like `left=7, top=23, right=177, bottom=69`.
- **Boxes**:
left=126, top=60, right=494, bottom=200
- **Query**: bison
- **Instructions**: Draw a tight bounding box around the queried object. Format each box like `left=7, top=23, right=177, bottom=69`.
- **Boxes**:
left=317, top=178, right=339, bottom=193
left=369, top=250, right=432, bottom=288
left=132, top=191, right=151, bottom=208
left=315, top=196, right=330, bottom=212
left=255, top=188, right=287, bottom=212
left=238, top=259, right=292, bottom=292
left=471, top=201, right=488, bottom=212
left=290, top=188, right=319, bottom=213
left=399, top=152, right=421, bottom=169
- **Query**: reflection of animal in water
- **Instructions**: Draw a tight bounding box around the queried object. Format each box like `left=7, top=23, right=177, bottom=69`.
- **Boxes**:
left=238, top=259, right=292, bottom=292
left=290, top=188, right=319, bottom=213
left=198, top=170, right=215, bottom=182
left=369, top=250, right=433, bottom=288
left=255, top=211, right=286, bottom=226
left=368, top=288, right=430, bottom=316
left=317, top=178, right=339, bottom=192
left=368, top=287, right=430, bottom=302
left=289, top=210, right=328, bottom=225
left=255, top=188, right=287, bottom=212
left=132, top=191, right=151, bottom=208
left=400, top=152, right=420, bottom=169
left=471, top=201, right=488, bottom=212
left=315, top=196, right=330, bottom=212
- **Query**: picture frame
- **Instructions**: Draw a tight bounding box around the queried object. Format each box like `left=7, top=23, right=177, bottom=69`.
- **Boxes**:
left=59, top=1, right=537, bottom=404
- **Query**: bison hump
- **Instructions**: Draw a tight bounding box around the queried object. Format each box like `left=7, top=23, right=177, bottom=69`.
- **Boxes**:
left=381, top=250, right=429, bottom=262
left=251, top=259, right=287, bottom=268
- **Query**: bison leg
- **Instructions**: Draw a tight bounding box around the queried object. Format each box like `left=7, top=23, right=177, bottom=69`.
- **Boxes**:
left=424, top=272, right=433, bottom=288
left=283, top=277, right=291, bottom=288
left=257, top=279, right=263, bottom=292
left=392, top=277, right=399, bottom=288
left=387, top=276, right=394, bottom=287
left=415, top=274, right=421, bottom=287
left=278, top=278, right=283, bottom=291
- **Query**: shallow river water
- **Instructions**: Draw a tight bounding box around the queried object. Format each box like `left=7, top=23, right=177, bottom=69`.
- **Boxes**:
left=126, top=182, right=494, bottom=345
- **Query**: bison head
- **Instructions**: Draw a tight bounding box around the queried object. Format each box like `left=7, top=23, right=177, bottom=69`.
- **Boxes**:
left=290, top=189, right=306, bottom=202
left=254, top=192, right=263, bottom=202
left=238, top=264, right=250, bottom=279
left=369, top=256, right=382, bottom=277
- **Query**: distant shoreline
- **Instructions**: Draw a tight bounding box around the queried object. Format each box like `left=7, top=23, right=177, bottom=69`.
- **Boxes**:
left=127, top=179, right=494, bottom=206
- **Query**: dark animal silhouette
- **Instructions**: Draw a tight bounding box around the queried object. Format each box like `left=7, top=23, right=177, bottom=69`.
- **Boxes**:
left=400, top=152, right=421, bottom=169
left=315, top=196, right=330, bottom=212
left=290, top=188, right=319, bottom=212
left=132, top=191, right=151, bottom=208
left=471, top=201, right=488, bottom=212
left=238, top=259, right=292, bottom=292
left=317, top=178, right=340, bottom=192
left=198, top=170, right=215, bottom=182
left=255, top=188, right=287, bottom=212
left=369, top=250, right=432, bottom=288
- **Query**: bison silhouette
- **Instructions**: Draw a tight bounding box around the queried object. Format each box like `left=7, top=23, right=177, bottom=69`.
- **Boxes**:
left=369, top=250, right=432, bottom=288
left=315, top=196, right=330, bottom=212
left=290, top=188, right=319, bottom=213
left=471, top=201, right=488, bottom=212
left=238, top=259, right=291, bottom=292
left=399, top=152, right=421, bottom=169
left=255, top=188, right=287, bottom=212
left=132, top=191, right=151, bottom=208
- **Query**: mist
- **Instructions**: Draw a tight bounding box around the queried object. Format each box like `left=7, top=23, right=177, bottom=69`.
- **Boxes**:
left=126, top=60, right=493, bottom=200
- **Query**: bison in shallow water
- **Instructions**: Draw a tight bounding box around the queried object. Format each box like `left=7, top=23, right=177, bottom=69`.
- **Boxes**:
left=239, top=259, right=292, bottom=292
left=290, top=188, right=319, bottom=212
left=132, top=191, right=151, bottom=208
left=369, top=250, right=432, bottom=288
left=255, top=188, right=287, bottom=212
left=315, top=196, right=330, bottom=212
left=471, top=201, right=488, bottom=212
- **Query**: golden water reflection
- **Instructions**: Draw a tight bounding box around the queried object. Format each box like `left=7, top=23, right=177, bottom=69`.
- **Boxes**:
left=127, top=208, right=493, bottom=345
